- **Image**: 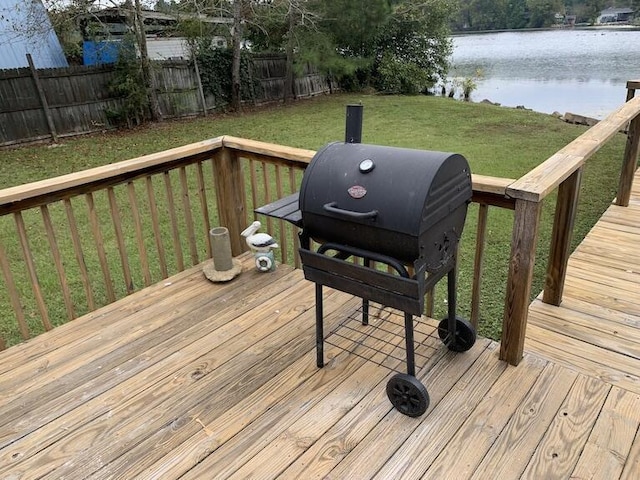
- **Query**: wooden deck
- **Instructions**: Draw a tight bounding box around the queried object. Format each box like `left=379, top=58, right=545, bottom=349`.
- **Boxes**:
left=526, top=170, right=640, bottom=396
left=1, top=174, right=640, bottom=479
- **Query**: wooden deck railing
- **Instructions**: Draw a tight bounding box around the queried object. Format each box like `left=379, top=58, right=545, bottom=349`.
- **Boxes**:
left=499, top=82, right=640, bottom=364
left=1, top=82, right=639, bottom=365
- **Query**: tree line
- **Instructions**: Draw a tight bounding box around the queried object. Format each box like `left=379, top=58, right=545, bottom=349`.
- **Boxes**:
left=35, top=0, right=455, bottom=120
left=452, top=0, right=640, bottom=31
left=30, top=0, right=638, bottom=126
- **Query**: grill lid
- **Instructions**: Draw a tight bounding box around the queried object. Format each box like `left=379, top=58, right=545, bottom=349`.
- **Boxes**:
left=299, top=142, right=472, bottom=236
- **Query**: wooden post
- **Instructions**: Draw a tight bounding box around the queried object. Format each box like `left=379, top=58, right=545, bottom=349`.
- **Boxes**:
left=213, top=147, right=248, bottom=256
left=625, top=80, right=639, bottom=102
left=500, top=199, right=543, bottom=366
left=192, top=48, right=208, bottom=117
left=470, top=203, right=489, bottom=328
left=617, top=81, right=640, bottom=207
left=27, top=53, right=58, bottom=143
left=543, top=167, right=582, bottom=306
left=616, top=113, right=640, bottom=207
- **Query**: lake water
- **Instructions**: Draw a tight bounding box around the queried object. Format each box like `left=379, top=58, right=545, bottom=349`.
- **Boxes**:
left=449, top=28, right=640, bottom=119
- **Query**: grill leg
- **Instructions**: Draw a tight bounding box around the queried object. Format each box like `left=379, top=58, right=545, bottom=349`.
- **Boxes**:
left=362, top=299, right=369, bottom=326
left=447, top=265, right=457, bottom=335
left=404, top=312, right=416, bottom=377
left=362, top=258, right=370, bottom=325
left=316, top=283, right=324, bottom=368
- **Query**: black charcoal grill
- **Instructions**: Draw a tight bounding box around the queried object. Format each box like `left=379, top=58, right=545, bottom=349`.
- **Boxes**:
left=256, top=107, right=477, bottom=417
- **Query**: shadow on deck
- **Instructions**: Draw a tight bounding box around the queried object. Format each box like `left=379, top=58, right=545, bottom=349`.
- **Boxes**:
left=1, top=173, right=639, bottom=479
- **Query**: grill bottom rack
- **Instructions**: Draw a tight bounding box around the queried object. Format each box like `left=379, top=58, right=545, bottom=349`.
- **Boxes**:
left=325, top=303, right=441, bottom=373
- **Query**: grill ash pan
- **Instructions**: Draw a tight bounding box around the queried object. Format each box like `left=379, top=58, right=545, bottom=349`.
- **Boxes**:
left=299, top=142, right=472, bottom=269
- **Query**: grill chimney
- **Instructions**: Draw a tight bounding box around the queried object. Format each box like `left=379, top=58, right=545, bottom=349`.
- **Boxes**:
left=345, top=104, right=363, bottom=143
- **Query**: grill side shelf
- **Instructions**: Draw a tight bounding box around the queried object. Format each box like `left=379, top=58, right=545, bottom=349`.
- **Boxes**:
left=254, top=191, right=302, bottom=227
left=300, top=249, right=423, bottom=316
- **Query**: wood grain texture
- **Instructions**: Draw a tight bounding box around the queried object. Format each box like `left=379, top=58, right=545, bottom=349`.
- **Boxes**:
left=543, top=167, right=582, bottom=305
left=470, top=362, right=578, bottom=480
left=471, top=203, right=488, bottom=328
left=571, top=386, right=640, bottom=479
left=521, top=375, right=610, bottom=479
left=501, top=199, right=543, bottom=365
left=417, top=353, right=548, bottom=480
left=213, top=148, right=247, bottom=256
left=40, top=204, right=75, bottom=320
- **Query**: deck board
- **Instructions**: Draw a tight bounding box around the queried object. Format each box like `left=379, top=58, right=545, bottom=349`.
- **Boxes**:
left=469, top=362, right=580, bottom=480
left=1, top=173, right=640, bottom=478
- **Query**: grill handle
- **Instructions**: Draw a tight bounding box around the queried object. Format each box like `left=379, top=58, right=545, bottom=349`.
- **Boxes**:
left=323, top=202, right=378, bottom=220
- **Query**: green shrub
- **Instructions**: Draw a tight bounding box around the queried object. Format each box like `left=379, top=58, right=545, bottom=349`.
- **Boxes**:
left=375, top=53, right=434, bottom=95
left=195, top=47, right=261, bottom=109
left=105, top=39, right=149, bottom=128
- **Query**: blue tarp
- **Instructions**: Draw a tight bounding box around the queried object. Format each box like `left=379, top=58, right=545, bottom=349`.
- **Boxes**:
left=83, top=41, right=121, bottom=66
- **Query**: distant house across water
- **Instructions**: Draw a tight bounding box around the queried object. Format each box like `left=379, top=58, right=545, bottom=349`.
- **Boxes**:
left=597, top=7, right=635, bottom=24
left=0, top=0, right=68, bottom=69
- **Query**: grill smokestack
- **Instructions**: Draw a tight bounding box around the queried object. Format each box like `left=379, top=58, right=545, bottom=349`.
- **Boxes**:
left=345, top=104, right=363, bottom=143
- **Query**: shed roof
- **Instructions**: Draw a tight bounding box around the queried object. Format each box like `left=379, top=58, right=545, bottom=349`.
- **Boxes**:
left=600, top=7, right=635, bottom=15
left=0, top=0, right=68, bottom=69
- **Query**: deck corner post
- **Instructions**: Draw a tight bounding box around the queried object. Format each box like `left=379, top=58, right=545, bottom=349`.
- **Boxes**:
left=500, top=198, right=543, bottom=366
left=213, top=147, right=248, bottom=256
left=616, top=111, right=640, bottom=207
left=543, top=167, right=582, bottom=306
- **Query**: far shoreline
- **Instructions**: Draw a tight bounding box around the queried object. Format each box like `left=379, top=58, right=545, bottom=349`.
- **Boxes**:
left=451, top=24, right=640, bottom=36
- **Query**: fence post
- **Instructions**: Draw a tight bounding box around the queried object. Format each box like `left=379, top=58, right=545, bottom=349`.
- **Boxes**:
left=192, top=48, right=208, bottom=117
left=617, top=81, right=640, bottom=207
left=26, top=53, right=58, bottom=143
left=213, top=146, right=248, bottom=256
left=543, top=167, right=582, bottom=306
left=500, top=198, right=543, bottom=366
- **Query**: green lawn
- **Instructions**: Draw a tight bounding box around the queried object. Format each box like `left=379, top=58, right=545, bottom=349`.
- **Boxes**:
left=0, top=93, right=628, bottom=344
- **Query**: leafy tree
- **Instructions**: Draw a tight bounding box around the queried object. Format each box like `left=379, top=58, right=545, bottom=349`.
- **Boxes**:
left=506, top=0, right=528, bottom=29
left=582, top=0, right=606, bottom=23
left=374, top=0, right=454, bottom=94
left=318, top=0, right=391, bottom=60
left=527, top=0, right=562, bottom=27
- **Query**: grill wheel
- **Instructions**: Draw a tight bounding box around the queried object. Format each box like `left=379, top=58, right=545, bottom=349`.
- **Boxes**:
left=437, top=317, right=477, bottom=353
left=386, top=373, right=430, bottom=417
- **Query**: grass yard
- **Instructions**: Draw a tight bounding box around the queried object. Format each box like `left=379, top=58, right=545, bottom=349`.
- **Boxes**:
left=0, top=93, right=628, bottom=345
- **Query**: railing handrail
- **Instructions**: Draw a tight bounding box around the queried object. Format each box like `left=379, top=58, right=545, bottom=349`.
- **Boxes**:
left=0, top=135, right=514, bottom=215
left=0, top=136, right=516, bottom=216
left=0, top=138, right=224, bottom=215
left=507, top=92, right=640, bottom=202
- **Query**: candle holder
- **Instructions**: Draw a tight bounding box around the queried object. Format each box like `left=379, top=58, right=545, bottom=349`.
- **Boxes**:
left=203, top=227, right=242, bottom=282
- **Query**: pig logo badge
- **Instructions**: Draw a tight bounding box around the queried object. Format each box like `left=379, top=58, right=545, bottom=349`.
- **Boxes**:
left=348, top=185, right=367, bottom=199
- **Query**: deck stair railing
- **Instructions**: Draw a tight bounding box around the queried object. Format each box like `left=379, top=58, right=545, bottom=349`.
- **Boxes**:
left=1, top=81, right=639, bottom=365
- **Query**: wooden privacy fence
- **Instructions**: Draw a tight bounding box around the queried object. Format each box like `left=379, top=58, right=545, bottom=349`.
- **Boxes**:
left=0, top=55, right=332, bottom=147
left=0, top=82, right=639, bottom=364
